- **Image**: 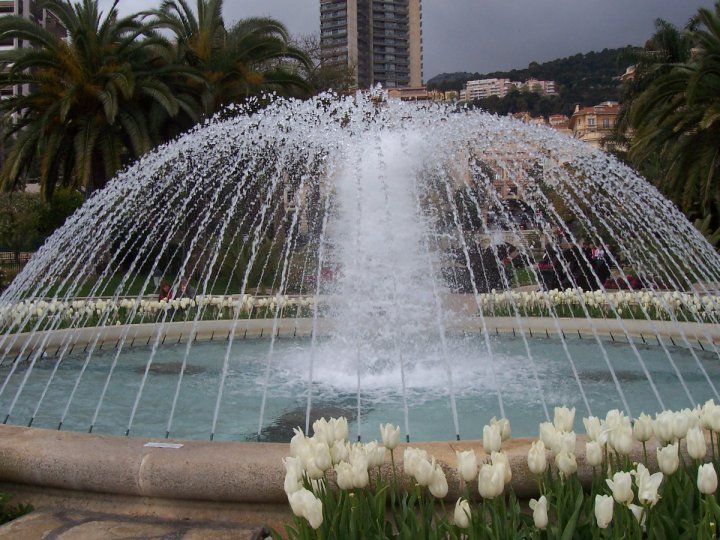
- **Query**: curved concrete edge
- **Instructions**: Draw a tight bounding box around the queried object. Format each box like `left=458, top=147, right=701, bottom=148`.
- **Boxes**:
left=0, top=425, right=286, bottom=503
left=0, top=424, right=667, bottom=506
left=6, top=317, right=717, bottom=357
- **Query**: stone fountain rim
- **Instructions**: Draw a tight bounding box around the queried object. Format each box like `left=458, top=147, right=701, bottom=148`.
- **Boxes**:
left=3, top=316, right=718, bottom=357
left=0, top=423, right=659, bottom=507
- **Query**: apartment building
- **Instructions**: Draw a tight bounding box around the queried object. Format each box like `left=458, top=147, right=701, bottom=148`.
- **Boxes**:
left=568, top=101, right=619, bottom=148
left=462, top=77, right=557, bottom=101
left=523, top=78, right=556, bottom=95
left=464, top=78, right=514, bottom=100
left=0, top=0, right=66, bottom=99
left=320, top=0, right=423, bottom=89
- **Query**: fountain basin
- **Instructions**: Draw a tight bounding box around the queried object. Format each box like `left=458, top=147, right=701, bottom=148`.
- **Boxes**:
left=1, top=318, right=718, bottom=442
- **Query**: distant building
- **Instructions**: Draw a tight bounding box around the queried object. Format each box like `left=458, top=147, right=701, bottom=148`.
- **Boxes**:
left=462, top=77, right=556, bottom=101
left=548, top=114, right=569, bottom=129
left=568, top=101, right=619, bottom=148
left=0, top=0, right=66, bottom=100
left=1, top=1, right=67, bottom=173
left=511, top=111, right=546, bottom=126
left=522, top=78, right=557, bottom=95
left=319, top=0, right=423, bottom=90
left=387, top=86, right=430, bottom=101
left=465, top=78, right=514, bottom=100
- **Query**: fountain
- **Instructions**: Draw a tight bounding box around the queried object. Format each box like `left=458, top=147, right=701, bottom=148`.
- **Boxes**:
left=1, top=91, right=720, bottom=441
left=0, top=91, right=719, bottom=522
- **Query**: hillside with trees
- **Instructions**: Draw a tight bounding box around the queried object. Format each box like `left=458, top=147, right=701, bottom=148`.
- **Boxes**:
left=427, top=47, right=635, bottom=117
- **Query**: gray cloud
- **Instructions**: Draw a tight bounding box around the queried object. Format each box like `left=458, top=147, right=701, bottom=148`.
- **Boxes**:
left=105, top=0, right=714, bottom=79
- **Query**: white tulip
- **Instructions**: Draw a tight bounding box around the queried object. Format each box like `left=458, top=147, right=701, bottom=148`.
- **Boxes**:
left=583, top=416, right=602, bottom=441
left=555, top=450, right=577, bottom=477
left=490, top=416, right=511, bottom=441
left=606, top=471, right=633, bottom=504
left=330, top=440, right=349, bottom=465
left=414, top=456, right=435, bottom=487
left=654, top=411, right=675, bottom=444
left=290, top=427, right=311, bottom=459
left=478, top=463, right=505, bottom=499
left=283, top=457, right=303, bottom=496
left=313, top=441, right=332, bottom=472
left=349, top=444, right=368, bottom=468
left=686, top=426, right=707, bottom=460
left=403, top=447, right=428, bottom=478
left=288, top=488, right=323, bottom=529
left=454, top=498, right=471, bottom=528
left=312, top=418, right=334, bottom=446
left=633, top=413, right=654, bottom=442
left=605, top=409, right=630, bottom=432
left=529, top=495, right=548, bottom=530
left=657, top=443, right=680, bottom=476
left=330, top=417, right=349, bottom=443
left=699, top=463, right=718, bottom=495
left=429, top=464, right=448, bottom=498
left=594, top=494, right=614, bottom=529
left=363, top=441, right=382, bottom=468
left=585, top=441, right=603, bottom=467
left=554, top=406, right=575, bottom=432
left=657, top=443, right=679, bottom=475
left=380, top=423, right=401, bottom=450
left=351, top=459, right=369, bottom=489
left=528, top=440, right=547, bottom=475
left=334, top=462, right=354, bottom=490
left=673, top=410, right=691, bottom=441
left=612, top=425, right=634, bottom=456
left=456, top=449, right=478, bottom=482
left=539, top=422, right=559, bottom=454
left=491, top=451, right=512, bottom=485
left=558, top=430, right=576, bottom=454
left=633, top=463, right=663, bottom=507
left=483, top=424, right=502, bottom=453
left=702, top=400, right=720, bottom=432
left=303, top=490, right=324, bottom=529
left=629, top=504, right=646, bottom=526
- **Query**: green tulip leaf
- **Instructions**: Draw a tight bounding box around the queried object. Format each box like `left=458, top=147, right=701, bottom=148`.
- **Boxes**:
left=560, top=489, right=584, bottom=540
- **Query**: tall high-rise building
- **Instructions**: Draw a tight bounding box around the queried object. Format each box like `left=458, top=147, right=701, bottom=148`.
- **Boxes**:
left=0, top=0, right=67, bottom=100
left=320, top=0, right=423, bottom=90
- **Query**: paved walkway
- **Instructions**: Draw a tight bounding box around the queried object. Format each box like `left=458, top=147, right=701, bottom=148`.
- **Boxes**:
left=0, top=510, right=268, bottom=539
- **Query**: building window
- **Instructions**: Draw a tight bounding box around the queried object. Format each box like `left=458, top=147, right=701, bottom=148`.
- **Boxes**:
left=603, top=118, right=610, bottom=128
left=587, top=117, right=595, bottom=127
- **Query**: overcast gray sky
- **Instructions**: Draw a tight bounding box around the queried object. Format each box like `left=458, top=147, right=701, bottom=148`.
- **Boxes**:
left=104, top=0, right=714, bottom=80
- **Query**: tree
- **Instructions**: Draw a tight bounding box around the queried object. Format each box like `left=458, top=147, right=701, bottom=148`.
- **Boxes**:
left=628, top=3, right=720, bottom=246
left=149, top=0, right=312, bottom=115
left=292, top=33, right=356, bottom=94
left=609, top=18, right=694, bottom=157
left=0, top=192, right=44, bottom=261
left=0, top=0, right=200, bottom=198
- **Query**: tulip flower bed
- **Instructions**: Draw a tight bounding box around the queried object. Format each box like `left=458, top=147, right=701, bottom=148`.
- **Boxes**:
left=277, top=403, right=720, bottom=539
left=3, top=289, right=718, bottom=335
left=0, top=294, right=318, bottom=333
left=480, top=289, right=720, bottom=323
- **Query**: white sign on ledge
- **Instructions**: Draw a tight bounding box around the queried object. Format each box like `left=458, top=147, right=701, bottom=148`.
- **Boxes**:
left=143, top=442, right=184, bottom=449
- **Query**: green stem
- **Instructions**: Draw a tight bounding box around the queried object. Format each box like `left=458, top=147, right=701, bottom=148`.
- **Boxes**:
left=711, top=430, right=716, bottom=462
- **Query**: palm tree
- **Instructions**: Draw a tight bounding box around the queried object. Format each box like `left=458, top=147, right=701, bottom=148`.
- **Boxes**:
left=607, top=19, right=694, bottom=158
left=0, top=0, right=201, bottom=198
left=628, top=2, right=720, bottom=245
left=149, top=0, right=312, bottom=115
